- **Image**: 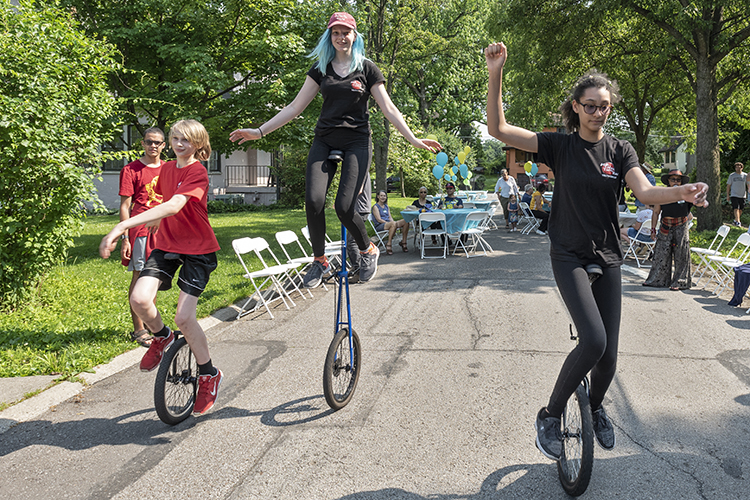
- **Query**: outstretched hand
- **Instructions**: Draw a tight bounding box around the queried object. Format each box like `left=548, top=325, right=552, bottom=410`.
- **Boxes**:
left=414, top=138, right=442, bottom=153
left=683, top=182, right=709, bottom=207
left=485, top=42, right=507, bottom=74
left=229, top=128, right=262, bottom=145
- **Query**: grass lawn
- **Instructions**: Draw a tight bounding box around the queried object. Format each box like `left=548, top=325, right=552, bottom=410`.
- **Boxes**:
left=0, top=196, right=417, bottom=380
left=0, top=193, right=744, bottom=382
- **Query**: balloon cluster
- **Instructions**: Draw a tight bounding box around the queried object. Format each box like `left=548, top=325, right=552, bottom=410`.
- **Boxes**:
left=524, top=161, right=538, bottom=176
left=431, top=140, right=473, bottom=187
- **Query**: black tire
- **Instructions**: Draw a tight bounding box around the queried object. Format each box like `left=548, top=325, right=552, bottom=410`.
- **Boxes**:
left=323, top=328, right=361, bottom=410
left=557, top=382, right=594, bottom=496
left=154, top=336, right=197, bottom=425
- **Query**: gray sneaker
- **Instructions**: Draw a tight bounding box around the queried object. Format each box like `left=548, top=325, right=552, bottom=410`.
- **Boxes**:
left=303, top=259, right=330, bottom=289
left=358, top=244, right=380, bottom=283
left=535, top=408, right=563, bottom=461
left=592, top=406, right=616, bottom=450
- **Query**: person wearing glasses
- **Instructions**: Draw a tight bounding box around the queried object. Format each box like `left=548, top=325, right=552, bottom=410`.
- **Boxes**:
left=118, top=127, right=165, bottom=347
left=412, top=186, right=434, bottom=211
left=485, top=42, right=709, bottom=462
left=643, top=169, right=694, bottom=290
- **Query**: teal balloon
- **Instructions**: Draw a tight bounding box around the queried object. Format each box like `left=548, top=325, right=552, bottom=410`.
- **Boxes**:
left=531, top=164, right=538, bottom=176
left=459, top=164, right=468, bottom=177
left=454, top=156, right=460, bottom=165
left=452, top=165, right=458, bottom=174
left=432, top=165, right=443, bottom=179
left=436, top=152, right=448, bottom=167
left=444, top=174, right=451, bottom=181
left=451, top=175, right=457, bottom=182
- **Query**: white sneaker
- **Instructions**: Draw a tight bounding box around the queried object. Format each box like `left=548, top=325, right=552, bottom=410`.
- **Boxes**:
left=535, top=229, right=547, bottom=236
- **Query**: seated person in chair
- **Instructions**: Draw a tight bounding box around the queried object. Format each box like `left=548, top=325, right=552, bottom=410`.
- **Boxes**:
left=620, top=207, right=654, bottom=244
left=372, top=189, right=409, bottom=254
left=413, top=186, right=434, bottom=211
left=438, top=182, right=464, bottom=209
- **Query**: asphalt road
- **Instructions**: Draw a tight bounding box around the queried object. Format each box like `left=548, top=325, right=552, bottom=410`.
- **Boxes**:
left=1, top=227, right=749, bottom=500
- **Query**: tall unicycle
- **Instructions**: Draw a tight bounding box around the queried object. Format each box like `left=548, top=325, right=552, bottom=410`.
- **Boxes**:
left=154, top=332, right=198, bottom=425
left=322, top=150, right=362, bottom=410
left=556, top=263, right=600, bottom=496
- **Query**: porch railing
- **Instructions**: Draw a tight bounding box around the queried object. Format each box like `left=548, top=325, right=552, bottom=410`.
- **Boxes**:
left=225, top=165, right=276, bottom=187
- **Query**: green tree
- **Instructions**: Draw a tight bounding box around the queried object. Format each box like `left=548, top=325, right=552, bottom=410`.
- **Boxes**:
left=621, top=0, right=750, bottom=229
left=58, top=0, right=315, bottom=155
left=0, top=0, right=120, bottom=310
left=357, top=0, right=492, bottom=191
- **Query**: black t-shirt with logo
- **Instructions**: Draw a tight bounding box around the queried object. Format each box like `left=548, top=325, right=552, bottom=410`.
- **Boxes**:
left=307, top=59, right=385, bottom=135
left=536, top=132, right=639, bottom=266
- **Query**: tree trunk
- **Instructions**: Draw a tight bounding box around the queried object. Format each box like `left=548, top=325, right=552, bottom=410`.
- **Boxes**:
left=694, top=57, right=721, bottom=230
left=373, top=118, right=389, bottom=193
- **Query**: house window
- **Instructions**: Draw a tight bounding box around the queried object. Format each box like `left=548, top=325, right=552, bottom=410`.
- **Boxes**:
left=204, top=151, right=221, bottom=173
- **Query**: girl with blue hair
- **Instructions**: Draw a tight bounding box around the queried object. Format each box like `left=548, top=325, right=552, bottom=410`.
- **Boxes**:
left=230, top=12, right=441, bottom=288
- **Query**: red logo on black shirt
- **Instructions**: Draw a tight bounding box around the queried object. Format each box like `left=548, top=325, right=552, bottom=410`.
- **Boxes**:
left=600, top=162, right=617, bottom=179
left=351, top=80, right=363, bottom=91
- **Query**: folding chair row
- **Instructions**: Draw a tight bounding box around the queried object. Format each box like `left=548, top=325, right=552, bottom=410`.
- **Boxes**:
left=232, top=237, right=308, bottom=320
left=702, top=232, right=750, bottom=297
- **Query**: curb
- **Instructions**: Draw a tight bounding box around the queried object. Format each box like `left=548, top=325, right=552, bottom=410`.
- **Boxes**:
left=0, top=305, right=239, bottom=434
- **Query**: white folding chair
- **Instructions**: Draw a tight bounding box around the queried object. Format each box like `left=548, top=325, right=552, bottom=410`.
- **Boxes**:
left=418, top=212, right=447, bottom=259
left=691, top=225, right=730, bottom=284
left=484, top=201, right=500, bottom=230
left=623, top=219, right=656, bottom=268
left=705, top=233, right=750, bottom=296
left=448, top=211, right=492, bottom=257
left=232, top=237, right=299, bottom=319
left=462, top=201, right=476, bottom=209
left=367, top=213, right=390, bottom=251
left=275, top=230, right=317, bottom=296
left=518, top=202, right=541, bottom=234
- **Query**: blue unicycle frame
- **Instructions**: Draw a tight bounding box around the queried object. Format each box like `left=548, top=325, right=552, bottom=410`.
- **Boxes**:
left=322, top=150, right=362, bottom=410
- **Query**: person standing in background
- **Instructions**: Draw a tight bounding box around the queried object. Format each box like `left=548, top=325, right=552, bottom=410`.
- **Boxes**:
left=727, top=162, right=748, bottom=226
left=118, top=127, right=165, bottom=347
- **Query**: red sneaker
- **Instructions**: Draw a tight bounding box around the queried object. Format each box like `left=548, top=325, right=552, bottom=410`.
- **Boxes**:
left=194, top=369, right=223, bottom=415
left=139, top=329, right=175, bottom=372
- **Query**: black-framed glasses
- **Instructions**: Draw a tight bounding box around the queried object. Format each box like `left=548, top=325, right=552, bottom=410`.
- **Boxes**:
left=143, top=140, right=164, bottom=146
left=577, top=102, right=613, bottom=115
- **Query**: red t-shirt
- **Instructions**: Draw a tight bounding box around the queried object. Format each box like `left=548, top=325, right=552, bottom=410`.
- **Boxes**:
left=154, top=160, right=220, bottom=255
left=119, top=159, right=164, bottom=238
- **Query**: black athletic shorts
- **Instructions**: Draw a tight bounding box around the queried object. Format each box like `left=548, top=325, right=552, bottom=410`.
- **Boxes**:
left=731, top=196, right=745, bottom=211
left=140, top=249, right=218, bottom=297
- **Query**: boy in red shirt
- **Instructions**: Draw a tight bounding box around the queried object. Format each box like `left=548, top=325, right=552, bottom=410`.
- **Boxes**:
left=119, top=127, right=165, bottom=346
left=100, top=119, right=223, bottom=415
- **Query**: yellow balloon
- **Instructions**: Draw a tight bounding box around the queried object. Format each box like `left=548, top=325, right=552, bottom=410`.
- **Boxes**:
left=458, top=151, right=466, bottom=163
left=426, top=134, right=438, bottom=141
left=524, top=161, right=532, bottom=173
left=464, top=146, right=471, bottom=156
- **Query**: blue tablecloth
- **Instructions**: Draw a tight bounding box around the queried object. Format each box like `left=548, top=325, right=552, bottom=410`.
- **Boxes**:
left=401, top=208, right=484, bottom=234
left=473, top=201, right=493, bottom=211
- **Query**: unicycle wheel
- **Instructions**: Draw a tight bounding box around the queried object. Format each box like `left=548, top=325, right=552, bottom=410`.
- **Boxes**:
left=323, top=328, right=361, bottom=410
left=557, top=382, right=594, bottom=496
left=154, top=336, right=197, bottom=425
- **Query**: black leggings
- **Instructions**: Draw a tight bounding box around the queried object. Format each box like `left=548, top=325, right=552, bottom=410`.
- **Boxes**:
left=305, top=131, right=371, bottom=257
left=547, top=259, right=622, bottom=417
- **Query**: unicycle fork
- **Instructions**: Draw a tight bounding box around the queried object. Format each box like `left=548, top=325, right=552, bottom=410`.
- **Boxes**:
left=322, top=150, right=361, bottom=410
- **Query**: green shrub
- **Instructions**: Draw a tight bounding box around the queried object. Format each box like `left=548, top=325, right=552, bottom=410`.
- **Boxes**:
left=0, top=2, right=120, bottom=310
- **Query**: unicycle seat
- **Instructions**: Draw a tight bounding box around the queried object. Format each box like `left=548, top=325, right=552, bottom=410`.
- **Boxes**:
left=584, top=263, right=602, bottom=284
left=328, top=150, right=344, bottom=163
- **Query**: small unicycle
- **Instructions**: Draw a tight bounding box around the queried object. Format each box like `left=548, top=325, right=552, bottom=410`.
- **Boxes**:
left=556, top=264, right=600, bottom=496
left=322, top=149, right=362, bottom=410
left=154, top=331, right=198, bottom=425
